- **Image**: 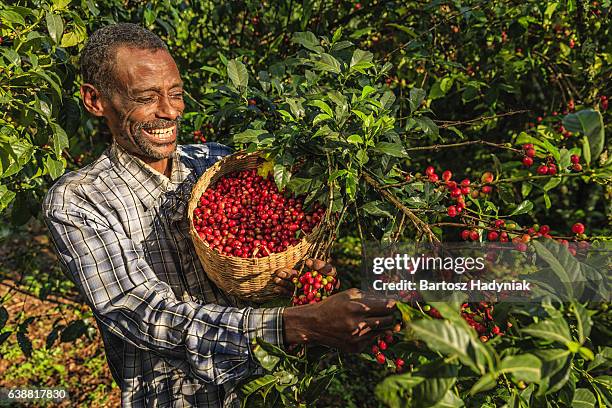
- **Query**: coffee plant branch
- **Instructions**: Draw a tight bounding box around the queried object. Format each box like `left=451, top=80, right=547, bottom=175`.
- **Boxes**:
left=361, top=171, right=440, bottom=243
left=431, top=109, right=531, bottom=128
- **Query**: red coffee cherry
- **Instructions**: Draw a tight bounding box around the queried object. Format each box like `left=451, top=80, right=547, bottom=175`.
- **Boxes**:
left=571, top=223, right=585, bottom=234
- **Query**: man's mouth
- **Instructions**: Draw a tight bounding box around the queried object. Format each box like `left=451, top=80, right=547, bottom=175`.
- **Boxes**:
left=141, top=125, right=177, bottom=143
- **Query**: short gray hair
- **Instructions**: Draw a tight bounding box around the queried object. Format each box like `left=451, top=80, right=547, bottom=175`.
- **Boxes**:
left=80, top=23, right=168, bottom=97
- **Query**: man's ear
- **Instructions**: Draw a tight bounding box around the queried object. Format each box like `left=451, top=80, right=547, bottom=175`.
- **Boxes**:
left=80, top=83, right=106, bottom=117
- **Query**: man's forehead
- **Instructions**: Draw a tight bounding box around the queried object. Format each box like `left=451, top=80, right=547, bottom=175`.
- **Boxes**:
left=113, top=46, right=182, bottom=90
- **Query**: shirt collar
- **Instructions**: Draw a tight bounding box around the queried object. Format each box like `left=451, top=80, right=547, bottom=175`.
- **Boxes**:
left=109, top=143, right=189, bottom=209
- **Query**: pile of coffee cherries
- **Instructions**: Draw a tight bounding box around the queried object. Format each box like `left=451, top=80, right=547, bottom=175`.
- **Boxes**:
left=193, top=169, right=324, bottom=257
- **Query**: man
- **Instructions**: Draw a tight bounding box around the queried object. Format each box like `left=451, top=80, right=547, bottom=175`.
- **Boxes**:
left=43, top=23, right=396, bottom=407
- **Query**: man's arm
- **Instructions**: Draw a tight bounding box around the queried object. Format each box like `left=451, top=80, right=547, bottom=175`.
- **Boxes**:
left=43, top=187, right=284, bottom=386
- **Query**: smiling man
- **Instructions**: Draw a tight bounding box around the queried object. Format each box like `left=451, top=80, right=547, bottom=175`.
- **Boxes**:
left=43, top=23, right=396, bottom=407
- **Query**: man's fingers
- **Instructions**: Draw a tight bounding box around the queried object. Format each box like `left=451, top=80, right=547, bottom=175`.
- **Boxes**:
left=353, top=295, right=397, bottom=316
left=304, top=259, right=336, bottom=276
left=275, top=268, right=298, bottom=280
left=350, top=316, right=395, bottom=336
left=273, top=286, right=293, bottom=296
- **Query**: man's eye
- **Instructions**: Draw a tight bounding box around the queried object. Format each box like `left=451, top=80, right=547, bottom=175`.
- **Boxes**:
left=171, top=92, right=184, bottom=99
left=136, top=96, right=156, bottom=103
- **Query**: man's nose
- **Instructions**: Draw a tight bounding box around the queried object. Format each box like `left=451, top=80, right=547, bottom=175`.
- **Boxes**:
left=157, top=95, right=181, bottom=120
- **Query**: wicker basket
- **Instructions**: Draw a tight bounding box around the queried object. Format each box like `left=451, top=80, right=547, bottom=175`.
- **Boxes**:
left=188, top=151, right=322, bottom=302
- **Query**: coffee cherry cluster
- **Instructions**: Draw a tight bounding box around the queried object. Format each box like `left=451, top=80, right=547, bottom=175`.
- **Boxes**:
left=417, top=167, right=498, bottom=222
left=291, top=270, right=337, bottom=305
left=520, top=144, right=559, bottom=175
left=424, top=303, right=508, bottom=342
left=463, top=218, right=589, bottom=254
left=570, top=154, right=582, bottom=172
left=370, top=324, right=405, bottom=372
left=193, top=123, right=214, bottom=143
left=193, top=169, right=324, bottom=257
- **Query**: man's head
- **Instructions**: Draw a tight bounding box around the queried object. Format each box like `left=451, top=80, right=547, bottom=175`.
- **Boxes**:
left=80, top=23, right=184, bottom=161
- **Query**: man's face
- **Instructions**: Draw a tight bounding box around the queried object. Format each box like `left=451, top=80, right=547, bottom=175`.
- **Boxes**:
left=102, top=47, right=185, bottom=160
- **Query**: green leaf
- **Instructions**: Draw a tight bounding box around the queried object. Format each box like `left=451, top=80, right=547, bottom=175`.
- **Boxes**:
left=0, top=185, right=16, bottom=212
left=412, top=362, right=459, bottom=407
left=253, top=344, right=280, bottom=371
left=45, top=12, right=64, bottom=44
left=17, top=331, right=32, bottom=358
left=587, top=347, right=612, bottom=372
left=563, top=109, right=604, bottom=162
left=545, top=3, right=558, bottom=18
left=241, top=374, right=277, bottom=399
left=234, top=129, right=268, bottom=144
left=531, top=240, right=584, bottom=300
left=349, top=49, right=374, bottom=72
left=345, top=172, right=357, bottom=200
left=409, top=88, right=426, bottom=112
left=361, top=85, right=376, bottom=99
left=409, top=319, right=481, bottom=374
left=361, top=201, right=392, bottom=218
left=60, top=27, right=86, bottom=47
left=571, top=301, right=592, bottom=344
left=51, top=123, right=69, bottom=157
left=470, top=372, right=498, bottom=395
left=2, top=48, right=21, bottom=67
left=582, top=136, right=592, bottom=165
left=440, top=77, right=454, bottom=93
left=313, top=113, right=332, bottom=126
left=375, top=372, right=423, bottom=407
left=273, top=164, right=291, bottom=191
left=316, top=53, right=341, bottom=74
left=227, top=59, right=249, bottom=88
left=535, top=349, right=572, bottom=396
left=579, top=347, right=595, bottom=361
left=346, top=134, right=362, bottom=144
left=33, top=70, right=63, bottom=101
left=500, top=354, right=542, bottom=383
left=292, top=31, right=323, bottom=53
left=46, top=325, right=61, bottom=349
left=45, top=156, right=65, bottom=180
left=0, top=10, right=26, bottom=26
left=509, top=200, right=533, bottom=216
left=0, top=331, right=11, bottom=347
left=543, top=177, right=561, bottom=192
left=332, top=27, right=343, bottom=43
left=60, top=319, right=87, bottom=342
left=522, top=316, right=572, bottom=346
left=0, top=306, right=8, bottom=330
left=572, top=389, right=596, bottom=408
left=414, top=116, right=438, bottom=137
left=386, top=23, right=418, bottom=38
left=286, top=98, right=304, bottom=118
left=380, top=91, right=396, bottom=109
left=373, top=142, right=408, bottom=158
left=431, top=390, right=464, bottom=407
left=309, top=100, right=334, bottom=117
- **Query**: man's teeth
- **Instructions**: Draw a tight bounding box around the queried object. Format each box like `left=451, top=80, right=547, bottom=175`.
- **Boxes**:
left=148, top=126, right=174, bottom=135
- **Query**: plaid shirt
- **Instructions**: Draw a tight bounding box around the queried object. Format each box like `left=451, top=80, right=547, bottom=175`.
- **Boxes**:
left=43, top=142, right=285, bottom=407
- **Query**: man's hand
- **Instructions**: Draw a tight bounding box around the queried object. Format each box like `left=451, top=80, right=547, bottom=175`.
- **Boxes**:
left=272, top=268, right=298, bottom=296
left=283, top=288, right=397, bottom=353
left=272, top=258, right=339, bottom=297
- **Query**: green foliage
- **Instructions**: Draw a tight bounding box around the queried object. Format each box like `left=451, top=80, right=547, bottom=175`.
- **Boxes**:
left=240, top=338, right=340, bottom=407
